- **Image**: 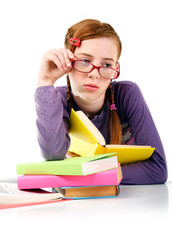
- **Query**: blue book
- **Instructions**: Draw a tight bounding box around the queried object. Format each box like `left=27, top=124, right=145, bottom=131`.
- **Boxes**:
left=54, top=185, right=120, bottom=199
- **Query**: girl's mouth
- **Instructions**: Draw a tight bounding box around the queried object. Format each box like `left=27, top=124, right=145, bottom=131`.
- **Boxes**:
left=84, top=84, right=99, bottom=91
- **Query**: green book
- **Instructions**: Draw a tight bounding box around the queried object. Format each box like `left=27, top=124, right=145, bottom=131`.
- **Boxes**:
left=16, top=153, right=118, bottom=176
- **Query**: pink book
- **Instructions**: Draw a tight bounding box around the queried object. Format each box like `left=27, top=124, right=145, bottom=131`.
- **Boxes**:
left=18, top=164, right=122, bottom=190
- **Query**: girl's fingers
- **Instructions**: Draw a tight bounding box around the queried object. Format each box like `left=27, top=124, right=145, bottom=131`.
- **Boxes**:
left=55, top=49, right=68, bottom=70
left=58, top=49, right=75, bottom=69
left=46, top=53, right=64, bottom=72
left=67, top=49, right=75, bottom=63
left=37, top=48, right=74, bottom=85
left=60, top=49, right=70, bottom=68
left=43, top=48, right=75, bottom=73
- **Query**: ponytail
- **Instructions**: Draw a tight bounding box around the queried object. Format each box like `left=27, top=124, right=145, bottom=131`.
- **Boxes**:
left=106, top=84, right=122, bottom=144
left=66, top=75, right=73, bottom=108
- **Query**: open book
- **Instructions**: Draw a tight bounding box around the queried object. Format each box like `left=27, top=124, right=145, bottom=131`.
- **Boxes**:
left=68, top=109, right=155, bottom=164
left=0, top=182, right=62, bottom=205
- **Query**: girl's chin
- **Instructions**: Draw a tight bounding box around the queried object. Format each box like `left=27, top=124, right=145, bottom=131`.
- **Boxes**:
left=74, top=93, right=100, bottom=102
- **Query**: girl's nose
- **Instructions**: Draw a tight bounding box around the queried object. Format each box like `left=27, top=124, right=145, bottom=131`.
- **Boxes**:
left=88, top=68, right=100, bottom=79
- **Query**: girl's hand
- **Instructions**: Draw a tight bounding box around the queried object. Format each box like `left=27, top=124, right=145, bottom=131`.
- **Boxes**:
left=37, top=48, right=75, bottom=87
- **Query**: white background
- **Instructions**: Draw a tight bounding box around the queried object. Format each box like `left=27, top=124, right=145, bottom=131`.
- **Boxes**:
left=0, top=0, right=171, bottom=180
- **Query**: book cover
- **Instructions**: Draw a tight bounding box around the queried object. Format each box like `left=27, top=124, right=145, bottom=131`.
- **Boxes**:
left=55, top=185, right=120, bottom=199
left=17, top=164, right=122, bottom=190
left=16, top=153, right=118, bottom=176
left=69, top=109, right=155, bottom=164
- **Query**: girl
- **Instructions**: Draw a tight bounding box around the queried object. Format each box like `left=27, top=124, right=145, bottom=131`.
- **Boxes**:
left=36, top=19, right=167, bottom=184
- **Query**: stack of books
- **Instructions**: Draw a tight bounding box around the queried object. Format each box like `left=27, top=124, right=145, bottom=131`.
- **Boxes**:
left=16, top=153, right=123, bottom=199
left=15, top=108, right=155, bottom=201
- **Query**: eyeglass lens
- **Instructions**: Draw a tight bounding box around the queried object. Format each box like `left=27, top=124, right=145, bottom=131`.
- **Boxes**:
left=73, top=60, right=117, bottom=79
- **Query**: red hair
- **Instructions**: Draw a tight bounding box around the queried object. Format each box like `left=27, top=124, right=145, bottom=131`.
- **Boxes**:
left=65, top=19, right=122, bottom=60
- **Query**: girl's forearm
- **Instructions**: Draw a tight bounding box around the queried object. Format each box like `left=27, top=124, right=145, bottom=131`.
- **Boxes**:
left=35, top=86, right=70, bottom=160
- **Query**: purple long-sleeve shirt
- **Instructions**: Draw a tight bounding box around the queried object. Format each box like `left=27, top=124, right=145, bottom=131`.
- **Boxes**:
left=35, top=81, right=167, bottom=184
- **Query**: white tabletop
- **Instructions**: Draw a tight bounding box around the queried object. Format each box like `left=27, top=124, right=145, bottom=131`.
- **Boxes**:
left=1, top=181, right=172, bottom=240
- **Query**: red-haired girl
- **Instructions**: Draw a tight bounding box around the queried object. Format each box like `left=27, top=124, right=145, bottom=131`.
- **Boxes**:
left=36, top=19, right=167, bottom=184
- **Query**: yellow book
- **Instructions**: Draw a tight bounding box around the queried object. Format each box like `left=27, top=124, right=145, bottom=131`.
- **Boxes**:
left=68, top=109, right=155, bottom=165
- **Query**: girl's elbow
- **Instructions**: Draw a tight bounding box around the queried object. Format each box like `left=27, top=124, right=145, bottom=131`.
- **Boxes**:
left=42, top=150, right=67, bottom=161
left=41, top=136, right=70, bottom=161
left=154, top=164, right=168, bottom=184
left=158, top=170, right=168, bottom=184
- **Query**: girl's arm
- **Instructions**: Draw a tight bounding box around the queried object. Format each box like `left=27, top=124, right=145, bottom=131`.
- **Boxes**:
left=35, top=48, right=75, bottom=159
left=35, top=85, right=70, bottom=160
left=37, top=48, right=74, bottom=87
left=115, top=81, right=167, bottom=184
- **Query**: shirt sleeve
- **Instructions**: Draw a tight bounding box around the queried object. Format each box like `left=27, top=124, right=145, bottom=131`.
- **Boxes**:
left=35, top=86, right=70, bottom=160
left=115, top=82, right=167, bottom=184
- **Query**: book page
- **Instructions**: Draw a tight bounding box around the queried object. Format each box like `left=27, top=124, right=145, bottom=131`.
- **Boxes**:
left=76, top=111, right=105, bottom=145
left=106, top=144, right=151, bottom=148
left=0, top=183, right=62, bottom=204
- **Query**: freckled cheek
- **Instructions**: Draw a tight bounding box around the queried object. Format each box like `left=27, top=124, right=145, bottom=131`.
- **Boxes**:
left=100, top=81, right=111, bottom=92
left=69, top=70, right=84, bottom=82
left=69, top=71, right=88, bottom=89
left=68, top=72, right=84, bottom=93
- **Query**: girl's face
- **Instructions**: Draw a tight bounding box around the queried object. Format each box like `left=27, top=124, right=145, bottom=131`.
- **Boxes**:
left=69, top=37, right=118, bottom=109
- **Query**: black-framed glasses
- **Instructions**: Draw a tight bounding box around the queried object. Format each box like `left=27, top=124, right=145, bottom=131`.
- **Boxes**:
left=71, top=60, right=120, bottom=79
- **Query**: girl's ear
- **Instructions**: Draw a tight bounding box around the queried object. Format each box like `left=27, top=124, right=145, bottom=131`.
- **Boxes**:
left=115, top=62, right=120, bottom=71
left=113, top=62, right=120, bottom=79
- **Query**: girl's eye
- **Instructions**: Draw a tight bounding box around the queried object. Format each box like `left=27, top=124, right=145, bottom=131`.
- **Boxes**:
left=81, top=59, right=90, bottom=63
left=103, top=63, right=112, bottom=68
